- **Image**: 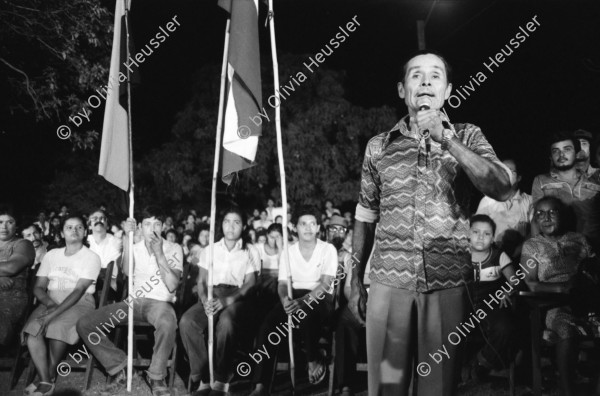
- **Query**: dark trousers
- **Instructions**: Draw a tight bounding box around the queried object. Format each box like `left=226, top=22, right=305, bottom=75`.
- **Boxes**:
left=474, top=305, right=517, bottom=369
left=334, top=305, right=364, bottom=389
left=251, top=289, right=333, bottom=386
left=179, top=286, right=255, bottom=383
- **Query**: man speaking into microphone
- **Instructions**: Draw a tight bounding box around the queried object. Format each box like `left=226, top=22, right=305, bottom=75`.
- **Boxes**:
left=349, top=50, right=513, bottom=396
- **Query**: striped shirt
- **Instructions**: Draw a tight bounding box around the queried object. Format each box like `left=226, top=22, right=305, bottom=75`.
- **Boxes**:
left=358, top=116, right=504, bottom=292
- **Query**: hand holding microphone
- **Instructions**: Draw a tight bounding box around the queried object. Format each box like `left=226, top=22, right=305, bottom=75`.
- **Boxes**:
left=415, top=101, right=446, bottom=144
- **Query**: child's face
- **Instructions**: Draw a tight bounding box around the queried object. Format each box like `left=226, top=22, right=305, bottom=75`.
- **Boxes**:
left=469, top=221, right=494, bottom=252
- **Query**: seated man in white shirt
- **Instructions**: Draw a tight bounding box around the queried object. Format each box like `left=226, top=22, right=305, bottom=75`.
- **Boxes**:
left=249, top=205, right=338, bottom=396
left=476, top=158, right=532, bottom=259
left=87, top=210, right=122, bottom=296
left=77, top=208, right=183, bottom=396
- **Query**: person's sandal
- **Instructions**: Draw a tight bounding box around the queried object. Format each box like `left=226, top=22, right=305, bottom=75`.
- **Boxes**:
left=308, top=360, right=327, bottom=385
left=148, top=378, right=170, bottom=396
left=23, top=382, right=37, bottom=395
left=30, top=382, right=55, bottom=396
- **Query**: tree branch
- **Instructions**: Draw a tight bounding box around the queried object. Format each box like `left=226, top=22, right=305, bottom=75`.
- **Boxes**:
left=0, top=57, right=50, bottom=118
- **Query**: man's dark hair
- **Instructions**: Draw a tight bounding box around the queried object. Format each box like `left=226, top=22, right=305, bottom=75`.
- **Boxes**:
left=400, top=49, right=452, bottom=84
left=256, top=228, right=267, bottom=240
left=267, top=223, right=283, bottom=235
left=139, top=206, right=165, bottom=223
left=292, top=205, right=322, bottom=226
left=197, top=223, right=210, bottom=233
left=22, top=223, right=42, bottom=236
left=548, top=131, right=581, bottom=154
left=165, top=228, right=180, bottom=243
left=469, top=214, right=497, bottom=236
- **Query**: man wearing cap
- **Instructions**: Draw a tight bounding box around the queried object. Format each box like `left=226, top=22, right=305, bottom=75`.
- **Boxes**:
left=349, top=50, right=512, bottom=396
left=574, top=129, right=598, bottom=177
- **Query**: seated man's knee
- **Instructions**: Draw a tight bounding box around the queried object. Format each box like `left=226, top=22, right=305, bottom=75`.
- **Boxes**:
left=155, top=314, right=177, bottom=334
left=216, top=312, right=235, bottom=334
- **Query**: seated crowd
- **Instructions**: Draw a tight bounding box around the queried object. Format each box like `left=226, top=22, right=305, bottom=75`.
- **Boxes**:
left=2, top=129, right=600, bottom=396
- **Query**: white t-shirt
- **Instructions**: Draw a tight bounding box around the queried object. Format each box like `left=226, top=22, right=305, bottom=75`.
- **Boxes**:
left=131, top=239, right=183, bottom=303
left=37, top=246, right=101, bottom=294
left=256, top=243, right=279, bottom=272
left=278, top=239, right=338, bottom=291
left=87, top=233, right=122, bottom=269
left=198, top=239, right=260, bottom=287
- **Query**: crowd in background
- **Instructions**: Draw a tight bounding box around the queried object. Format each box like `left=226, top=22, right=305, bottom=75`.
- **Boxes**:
left=2, top=128, right=600, bottom=396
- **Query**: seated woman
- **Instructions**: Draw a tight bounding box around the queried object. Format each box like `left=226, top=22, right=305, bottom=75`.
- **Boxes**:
left=249, top=205, right=338, bottom=396
left=179, top=206, right=260, bottom=396
left=0, top=210, right=35, bottom=350
left=522, top=196, right=595, bottom=396
left=22, top=215, right=101, bottom=396
left=255, top=223, right=283, bottom=317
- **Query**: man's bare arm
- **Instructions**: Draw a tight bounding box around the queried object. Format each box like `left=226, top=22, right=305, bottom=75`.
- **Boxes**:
left=446, top=138, right=512, bottom=201
left=349, top=220, right=376, bottom=325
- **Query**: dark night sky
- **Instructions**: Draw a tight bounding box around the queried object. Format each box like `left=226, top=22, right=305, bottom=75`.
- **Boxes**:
left=3, top=0, right=600, bottom=212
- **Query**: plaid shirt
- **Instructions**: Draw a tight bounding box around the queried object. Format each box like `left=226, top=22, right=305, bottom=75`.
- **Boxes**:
left=358, top=116, right=504, bottom=292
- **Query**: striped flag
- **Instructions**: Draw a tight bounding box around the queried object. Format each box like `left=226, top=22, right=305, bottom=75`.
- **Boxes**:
left=218, top=0, right=262, bottom=184
left=98, top=0, right=133, bottom=191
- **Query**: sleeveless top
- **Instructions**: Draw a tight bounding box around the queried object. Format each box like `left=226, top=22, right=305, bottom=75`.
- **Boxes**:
left=0, top=237, right=29, bottom=293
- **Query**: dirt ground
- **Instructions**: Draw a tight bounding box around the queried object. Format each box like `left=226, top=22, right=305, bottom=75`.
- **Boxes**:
left=0, top=363, right=567, bottom=396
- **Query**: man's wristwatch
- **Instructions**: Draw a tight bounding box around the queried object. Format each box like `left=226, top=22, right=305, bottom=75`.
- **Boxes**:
left=441, top=129, right=454, bottom=151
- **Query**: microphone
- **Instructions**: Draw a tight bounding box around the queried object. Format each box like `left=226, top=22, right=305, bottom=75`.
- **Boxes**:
left=419, top=104, right=430, bottom=139
left=418, top=103, right=431, bottom=166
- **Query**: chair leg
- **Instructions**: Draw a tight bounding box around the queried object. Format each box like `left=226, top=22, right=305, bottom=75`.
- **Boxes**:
left=169, top=343, right=177, bottom=391
left=25, top=359, right=36, bottom=386
left=509, top=358, right=516, bottom=396
left=84, top=355, right=95, bottom=390
left=328, top=335, right=336, bottom=396
left=269, top=351, right=278, bottom=395
left=9, top=343, right=25, bottom=389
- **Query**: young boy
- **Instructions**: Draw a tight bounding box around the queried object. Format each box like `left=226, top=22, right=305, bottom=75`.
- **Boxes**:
left=248, top=205, right=338, bottom=396
left=468, top=214, right=519, bottom=380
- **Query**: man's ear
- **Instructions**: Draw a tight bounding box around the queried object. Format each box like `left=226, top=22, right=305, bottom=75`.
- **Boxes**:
left=397, top=81, right=406, bottom=99
left=444, top=83, right=453, bottom=100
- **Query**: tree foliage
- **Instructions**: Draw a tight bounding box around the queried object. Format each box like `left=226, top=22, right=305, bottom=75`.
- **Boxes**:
left=138, top=55, right=398, bottom=211
left=0, top=0, right=112, bottom=147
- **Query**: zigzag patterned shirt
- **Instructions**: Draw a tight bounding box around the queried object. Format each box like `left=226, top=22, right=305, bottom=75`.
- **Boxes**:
left=358, top=116, right=503, bottom=292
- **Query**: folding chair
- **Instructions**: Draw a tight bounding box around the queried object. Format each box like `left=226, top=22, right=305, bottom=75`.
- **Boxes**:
left=82, top=260, right=116, bottom=389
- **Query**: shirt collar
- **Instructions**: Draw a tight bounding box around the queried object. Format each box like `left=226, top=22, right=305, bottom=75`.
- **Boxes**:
left=383, top=115, right=417, bottom=148
left=549, top=168, right=584, bottom=181
left=217, top=238, right=243, bottom=252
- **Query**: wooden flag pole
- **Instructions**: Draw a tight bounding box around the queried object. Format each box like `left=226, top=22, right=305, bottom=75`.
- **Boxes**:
left=208, top=17, right=231, bottom=387
left=124, top=1, right=134, bottom=392
left=267, top=0, right=295, bottom=390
